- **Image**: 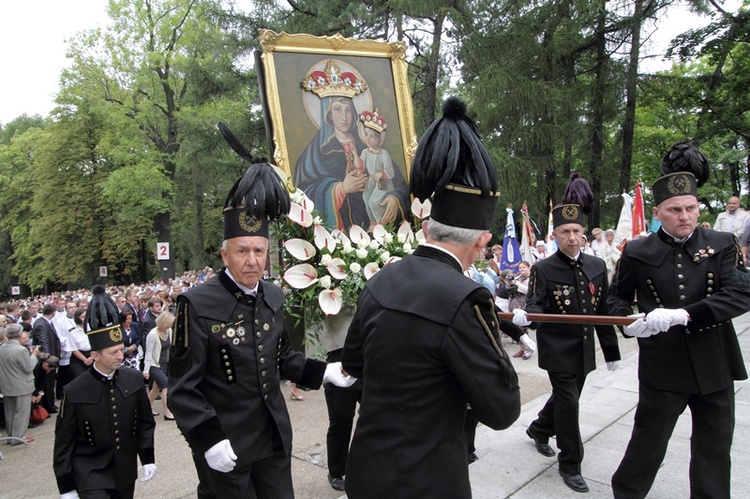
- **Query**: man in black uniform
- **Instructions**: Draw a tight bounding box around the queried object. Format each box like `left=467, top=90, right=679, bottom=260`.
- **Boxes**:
left=54, top=285, right=156, bottom=499
left=513, top=173, right=621, bottom=493
left=341, top=97, right=520, bottom=499
left=608, top=142, right=750, bottom=498
left=168, top=123, right=354, bottom=498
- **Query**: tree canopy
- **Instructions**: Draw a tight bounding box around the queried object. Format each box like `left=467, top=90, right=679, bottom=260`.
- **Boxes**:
left=1, top=0, right=749, bottom=296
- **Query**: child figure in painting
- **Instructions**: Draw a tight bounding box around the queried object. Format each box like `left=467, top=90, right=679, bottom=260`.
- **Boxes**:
left=359, top=109, right=395, bottom=229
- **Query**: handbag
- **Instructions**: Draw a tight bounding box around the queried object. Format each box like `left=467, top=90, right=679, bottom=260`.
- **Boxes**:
left=30, top=404, right=49, bottom=424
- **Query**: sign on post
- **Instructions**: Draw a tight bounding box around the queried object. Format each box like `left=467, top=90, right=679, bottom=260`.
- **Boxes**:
left=157, top=242, right=170, bottom=261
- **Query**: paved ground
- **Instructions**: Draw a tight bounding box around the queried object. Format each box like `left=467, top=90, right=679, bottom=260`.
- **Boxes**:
left=3, top=313, right=747, bottom=498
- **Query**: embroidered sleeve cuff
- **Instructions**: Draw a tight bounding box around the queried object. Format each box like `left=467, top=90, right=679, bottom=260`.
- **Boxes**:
left=298, top=358, right=326, bottom=390
left=602, top=345, right=621, bottom=362
left=56, top=473, right=76, bottom=494
left=186, top=416, right=228, bottom=455
left=139, top=447, right=155, bottom=466
left=683, top=302, right=714, bottom=329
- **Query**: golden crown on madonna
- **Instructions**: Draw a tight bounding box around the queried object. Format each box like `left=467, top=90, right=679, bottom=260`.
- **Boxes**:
left=301, top=59, right=368, bottom=98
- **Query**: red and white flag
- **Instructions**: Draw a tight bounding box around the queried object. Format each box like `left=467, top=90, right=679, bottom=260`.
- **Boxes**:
left=520, top=203, right=535, bottom=264
left=632, top=181, right=646, bottom=238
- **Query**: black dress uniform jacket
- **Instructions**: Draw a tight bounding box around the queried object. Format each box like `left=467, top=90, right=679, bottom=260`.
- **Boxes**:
left=608, top=228, right=749, bottom=394
left=342, top=245, right=520, bottom=499
left=527, top=250, right=621, bottom=374
left=53, top=367, right=156, bottom=494
left=168, top=270, right=326, bottom=467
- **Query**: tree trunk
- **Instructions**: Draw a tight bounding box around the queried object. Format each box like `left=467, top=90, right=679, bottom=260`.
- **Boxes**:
left=620, top=0, right=643, bottom=195
left=423, top=13, right=445, bottom=127
left=588, top=0, right=609, bottom=231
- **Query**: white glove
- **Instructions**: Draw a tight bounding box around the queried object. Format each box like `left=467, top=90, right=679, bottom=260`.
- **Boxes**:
left=623, top=313, right=658, bottom=338
left=204, top=439, right=237, bottom=473
left=512, top=309, right=531, bottom=327
left=141, top=463, right=157, bottom=482
left=670, top=309, right=690, bottom=326
left=323, top=362, right=357, bottom=388
left=519, top=333, right=536, bottom=351
left=607, top=361, right=620, bottom=371
left=646, top=308, right=689, bottom=332
left=61, top=492, right=79, bottom=499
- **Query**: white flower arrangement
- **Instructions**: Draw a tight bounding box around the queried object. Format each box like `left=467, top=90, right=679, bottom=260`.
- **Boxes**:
left=274, top=188, right=431, bottom=328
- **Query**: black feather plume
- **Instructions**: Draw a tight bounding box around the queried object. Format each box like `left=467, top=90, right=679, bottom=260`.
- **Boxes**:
left=219, top=122, right=291, bottom=220
left=561, top=172, right=594, bottom=215
left=411, top=96, right=498, bottom=201
left=219, top=122, right=256, bottom=163
left=660, top=141, right=710, bottom=187
left=84, top=285, right=119, bottom=333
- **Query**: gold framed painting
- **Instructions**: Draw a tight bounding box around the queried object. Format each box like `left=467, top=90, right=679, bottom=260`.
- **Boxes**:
left=257, top=30, right=417, bottom=230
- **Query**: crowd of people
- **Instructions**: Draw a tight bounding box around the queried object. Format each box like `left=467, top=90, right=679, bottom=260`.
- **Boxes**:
left=0, top=268, right=214, bottom=446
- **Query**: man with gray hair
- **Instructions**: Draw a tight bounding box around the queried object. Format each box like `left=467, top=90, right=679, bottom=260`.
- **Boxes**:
left=0, top=324, right=40, bottom=444
left=342, top=98, right=520, bottom=498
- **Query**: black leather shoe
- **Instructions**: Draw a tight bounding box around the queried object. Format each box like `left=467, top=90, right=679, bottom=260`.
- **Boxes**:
left=468, top=452, right=479, bottom=464
left=526, top=428, right=555, bottom=457
left=559, top=470, right=589, bottom=493
left=48, top=406, right=59, bottom=414
left=328, top=473, right=345, bottom=491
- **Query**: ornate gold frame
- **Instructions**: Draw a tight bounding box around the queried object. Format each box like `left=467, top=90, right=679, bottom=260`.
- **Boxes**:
left=257, top=30, right=418, bottom=182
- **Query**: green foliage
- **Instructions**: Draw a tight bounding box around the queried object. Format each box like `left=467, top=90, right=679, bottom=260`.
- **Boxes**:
left=2, top=0, right=750, bottom=294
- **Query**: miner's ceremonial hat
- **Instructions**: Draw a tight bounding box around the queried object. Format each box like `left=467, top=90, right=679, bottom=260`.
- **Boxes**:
left=653, top=141, right=709, bottom=206
left=552, top=172, right=594, bottom=229
left=85, top=285, right=123, bottom=351
left=410, top=97, right=500, bottom=231
left=219, top=122, right=291, bottom=239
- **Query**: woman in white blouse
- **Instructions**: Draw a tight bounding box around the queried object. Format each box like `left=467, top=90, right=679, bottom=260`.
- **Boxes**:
left=143, top=311, right=175, bottom=420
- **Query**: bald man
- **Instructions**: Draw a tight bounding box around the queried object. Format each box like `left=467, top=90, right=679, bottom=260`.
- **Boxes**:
left=713, top=196, right=750, bottom=239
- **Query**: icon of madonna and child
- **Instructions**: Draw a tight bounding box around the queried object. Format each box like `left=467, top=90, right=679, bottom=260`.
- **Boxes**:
left=294, top=59, right=411, bottom=231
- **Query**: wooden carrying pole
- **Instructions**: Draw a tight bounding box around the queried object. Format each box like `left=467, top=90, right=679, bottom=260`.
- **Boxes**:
left=497, top=312, right=637, bottom=327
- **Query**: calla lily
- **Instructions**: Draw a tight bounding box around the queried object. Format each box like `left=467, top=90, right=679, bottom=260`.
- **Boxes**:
left=372, top=224, right=388, bottom=244
left=319, top=287, right=343, bottom=316
left=270, top=165, right=289, bottom=187
left=288, top=203, right=313, bottom=228
left=415, top=229, right=426, bottom=244
left=314, top=224, right=336, bottom=251
left=297, top=190, right=314, bottom=213
left=385, top=256, right=402, bottom=265
left=364, top=262, right=380, bottom=280
left=411, top=198, right=432, bottom=219
left=284, top=239, right=316, bottom=261
left=331, top=229, right=352, bottom=247
left=327, top=258, right=347, bottom=279
left=283, top=264, right=319, bottom=289
left=398, top=221, right=415, bottom=243
left=349, top=224, right=370, bottom=246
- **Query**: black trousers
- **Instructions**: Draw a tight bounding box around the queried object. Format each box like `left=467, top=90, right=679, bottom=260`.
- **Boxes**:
left=324, top=383, right=362, bottom=478
left=193, top=449, right=294, bottom=499
left=528, top=371, right=587, bottom=475
left=612, top=383, right=734, bottom=499
left=78, top=482, right=135, bottom=499
left=464, top=409, right=478, bottom=454
left=44, top=370, right=57, bottom=411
